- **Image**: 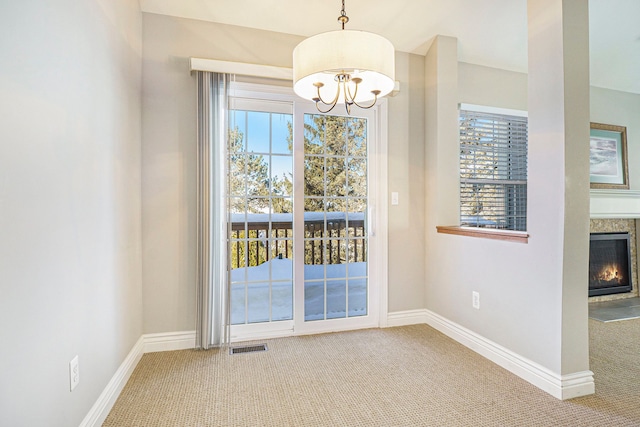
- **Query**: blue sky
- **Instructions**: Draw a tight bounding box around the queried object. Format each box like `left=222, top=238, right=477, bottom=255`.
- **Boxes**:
left=231, top=110, right=293, bottom=179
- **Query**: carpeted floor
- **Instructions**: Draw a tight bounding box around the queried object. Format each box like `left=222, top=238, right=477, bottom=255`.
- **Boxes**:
left=103, top=320, right=640, bottom=426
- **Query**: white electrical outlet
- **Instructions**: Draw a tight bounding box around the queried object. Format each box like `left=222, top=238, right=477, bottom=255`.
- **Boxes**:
left=69, top=355, right=80, bottom=391
left=472, top=291, right=480, bottom=310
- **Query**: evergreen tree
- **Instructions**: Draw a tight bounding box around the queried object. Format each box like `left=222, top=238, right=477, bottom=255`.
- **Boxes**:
left=229, top=114, right=368, bottom=269
left=302, top=114, right=367, bottom=212
left=228, top=126, right=271, bottom=213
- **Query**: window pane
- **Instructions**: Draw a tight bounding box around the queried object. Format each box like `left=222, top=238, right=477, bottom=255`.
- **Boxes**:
left=326, top=279, right=346, bottom=319
left=230, top=283, right=246, bottom=324
left=304, top=280, right=325, bottom=321
left=347, top=117, right=367, bottom=157
left=347, top=157, right=367, bottom=198
left=229, top=155, right=246, bottom=196
left=271, top=155, right=292, bottom=196
left=247, top=283, right=270, bottom=323
left=246, top=155, right=269, bottom=197
left=304, top=156, right=325, bottom=197
left=326, top=200, right=347, bottom=239
left=459, top=109, right=527, bottom=231
left=348, top=277, right=367, bottom=317
left=304, top=114, right=323, bottom=154
left=328, top=117, right=348, bottom=157
left=229, top=111, right=246, bottom=153
left=272, top=280, right=293, bottom=321
left=304, top=239, right=324, bottom=265
left=348, top=199, right=367, bottom=237
left=229, top=240, right=248, bottom=271
left=247, top=111, right=270, bottom=153
left=271, top=197, right=292, bottom=214
left=272, top=113, right=293, bottom=154
left=325, top=157, right=347, bottom=197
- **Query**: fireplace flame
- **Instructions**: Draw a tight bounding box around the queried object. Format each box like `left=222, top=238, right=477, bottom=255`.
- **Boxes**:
left=596, top=264, right=623, bottom=283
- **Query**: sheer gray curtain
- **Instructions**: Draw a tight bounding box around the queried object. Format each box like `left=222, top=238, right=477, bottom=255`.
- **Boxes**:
left=195, top=71, right=230, bottom=349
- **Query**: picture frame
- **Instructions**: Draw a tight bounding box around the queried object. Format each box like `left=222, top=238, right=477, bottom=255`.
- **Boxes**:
left=589, top=122, right=629, bottom=189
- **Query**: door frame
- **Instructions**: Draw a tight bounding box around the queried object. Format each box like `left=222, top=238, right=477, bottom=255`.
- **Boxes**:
left=227, top=82, right=388, bottom=341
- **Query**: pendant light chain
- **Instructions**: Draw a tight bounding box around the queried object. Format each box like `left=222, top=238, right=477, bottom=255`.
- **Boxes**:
left=338, top=0, right=349, bottom=29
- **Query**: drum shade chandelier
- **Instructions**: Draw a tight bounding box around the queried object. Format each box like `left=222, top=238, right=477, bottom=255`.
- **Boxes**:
left=292, top=0, right=395, bottom=115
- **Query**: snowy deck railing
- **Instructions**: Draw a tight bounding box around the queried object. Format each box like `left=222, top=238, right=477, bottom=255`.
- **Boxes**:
left=230, top=212, right=366, bottom=268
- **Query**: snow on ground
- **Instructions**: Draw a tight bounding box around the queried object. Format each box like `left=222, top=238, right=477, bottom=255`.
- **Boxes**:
left=230, top=258, right=367, bottom=324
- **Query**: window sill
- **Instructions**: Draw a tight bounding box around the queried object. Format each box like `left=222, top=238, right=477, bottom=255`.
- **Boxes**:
left=436, top=226, right=529, bottom=244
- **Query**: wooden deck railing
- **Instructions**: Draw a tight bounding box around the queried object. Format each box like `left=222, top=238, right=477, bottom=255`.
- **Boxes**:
left=230, top=213, right=366, bottom=269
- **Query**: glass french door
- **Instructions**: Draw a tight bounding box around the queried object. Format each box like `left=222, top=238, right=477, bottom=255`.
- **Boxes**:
left=293, top=105, right=376, bottom=334
left=228, top=88, right=378, bottom=340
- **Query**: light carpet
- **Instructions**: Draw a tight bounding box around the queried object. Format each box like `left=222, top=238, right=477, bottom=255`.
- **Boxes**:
left=103, top=320, right=640, bottom=426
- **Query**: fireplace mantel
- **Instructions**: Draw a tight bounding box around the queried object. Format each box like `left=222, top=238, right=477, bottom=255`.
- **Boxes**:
left=590, top=189, right=640, bottom=219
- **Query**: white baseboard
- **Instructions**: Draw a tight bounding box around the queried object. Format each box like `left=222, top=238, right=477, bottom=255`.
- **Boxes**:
left=557, top=371, right=596, bottom=400
left=81, top=331, right=197, bottom=426
left=144, top=331, right=196, bottom=353
left=421, top=309, right=594, bottom=400
left=79, top=336, right=145, bottom=427
left=386, top=309, right=429, bottom=327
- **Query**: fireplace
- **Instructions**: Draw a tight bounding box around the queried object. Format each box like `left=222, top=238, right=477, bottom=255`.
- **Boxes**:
left=589, top=232, right=633, bottom=297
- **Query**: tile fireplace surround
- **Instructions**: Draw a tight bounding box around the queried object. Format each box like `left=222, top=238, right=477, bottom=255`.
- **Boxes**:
left=589, top=219, right=638, bottom=301
left=589, top=189, right=640, bottom=302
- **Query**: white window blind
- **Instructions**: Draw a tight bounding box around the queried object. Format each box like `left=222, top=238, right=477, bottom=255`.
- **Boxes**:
left=459, top=107, right=528, bottom=231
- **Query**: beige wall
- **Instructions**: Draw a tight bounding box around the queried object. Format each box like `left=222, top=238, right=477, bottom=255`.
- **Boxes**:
left=424, top=0, right=591, bottom=391
left=387, top=53, right=427, bottom=312
left=459, top=62, right=528, bottom=111
left=141, top=14, right=304, bottom=333
left=141, top=12, right=428, bottom=332
left=0, top=0, right=142, bottom=425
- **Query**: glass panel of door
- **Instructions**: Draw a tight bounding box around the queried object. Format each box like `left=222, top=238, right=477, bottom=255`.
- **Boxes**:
left=302, top=113, right=368, bottom=321
left=228, top=109, right=294, bottom=325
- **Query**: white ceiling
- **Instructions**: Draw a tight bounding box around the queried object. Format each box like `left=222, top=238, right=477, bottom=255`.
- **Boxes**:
left=140, top=0, right=640, bottom=94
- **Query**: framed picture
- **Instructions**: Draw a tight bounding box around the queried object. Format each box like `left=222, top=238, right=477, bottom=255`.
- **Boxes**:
left=589, top=122, right=629, bottom=189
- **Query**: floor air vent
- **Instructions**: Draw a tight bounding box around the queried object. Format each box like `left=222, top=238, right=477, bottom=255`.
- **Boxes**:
left=229, top=344, right=268, bottom=355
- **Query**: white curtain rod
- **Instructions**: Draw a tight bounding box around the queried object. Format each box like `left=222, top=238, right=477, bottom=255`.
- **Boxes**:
left=189, top=57, right=401, bottom=96
left=190, top=58, right=293, bottom=81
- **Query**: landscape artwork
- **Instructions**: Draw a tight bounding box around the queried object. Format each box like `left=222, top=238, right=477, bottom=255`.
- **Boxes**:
left=589, top=123, right=628, bottom=189
left=590, top=136, right=619, bottom=177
